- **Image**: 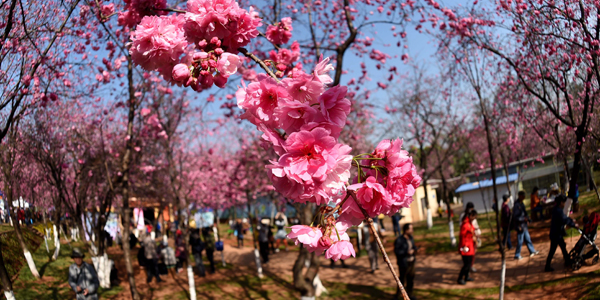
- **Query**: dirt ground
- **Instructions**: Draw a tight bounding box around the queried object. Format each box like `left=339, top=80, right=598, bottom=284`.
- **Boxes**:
left=104, top=216, right=600, bottom=300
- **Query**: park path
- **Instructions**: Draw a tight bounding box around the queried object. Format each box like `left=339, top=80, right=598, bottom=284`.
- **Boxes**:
left=107, top=218, right=599, bottom=299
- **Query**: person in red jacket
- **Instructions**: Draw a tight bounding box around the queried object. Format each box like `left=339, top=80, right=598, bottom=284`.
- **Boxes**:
left=458, top=210, right=477, bottom=285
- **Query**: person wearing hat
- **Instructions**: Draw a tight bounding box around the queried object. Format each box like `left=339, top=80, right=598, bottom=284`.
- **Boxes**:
left=68, top=248, right=99, bottom=300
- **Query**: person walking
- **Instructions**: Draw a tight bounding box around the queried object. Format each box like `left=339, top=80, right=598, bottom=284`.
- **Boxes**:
left=273, top=212, right=288, bottom=252
left=459, top=202, right=480, bottom=272
left=458, top=210, right=477, bottom=285
left=189, top=228, right=206, bottom=277
left=513, top=191, right=539, bottom=260
left=392, top=212, right=402, bottom=236
left=159, top=240, right=177, bottom=277
left=501, top=195, right=513, bottom=250
left=530, top=187, right=544, bottom=221
left=257, top=219, right=271, bottom=263
left=68, top=248, right=99, bottom=300
left=545, top=195, right=578, bottom=272
left=394, top=223, right=417, bottom=300
left=365, top=220, right=382, bottom=273
left=233, top=219, right=245, bottom=248
left=378, top=214, right=386, bottom=231
left=202, top=227, right=217, bottom=274
left=175, top=229, right=187, bottom=273
left=143, top=230, right=162, bottom=283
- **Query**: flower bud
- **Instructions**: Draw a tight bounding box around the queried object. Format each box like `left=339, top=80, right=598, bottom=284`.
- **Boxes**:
left=172, top=64, right=190, bottom=82
left=213, top=73, right=228, bottom=88
left=318, top=235, right=333, bottom=248
left=198, top=39, right=208, bottom=48
left=199, top=74, right=214, bottom=89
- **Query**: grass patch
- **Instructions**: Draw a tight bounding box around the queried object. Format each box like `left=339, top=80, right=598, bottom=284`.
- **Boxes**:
left=0, top=224, right=14, bottom=234
left=414, top=287, right=497, bottom=300
left=11, top=238, right=121, bottom=300
left=0, top=226, right=43, bottom=286
left=174, top=273, right=297, bottom=300
left=321, top=281, right=395, bottom=299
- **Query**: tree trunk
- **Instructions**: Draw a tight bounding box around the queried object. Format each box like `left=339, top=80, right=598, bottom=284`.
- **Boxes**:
left=120, top=57, right=140, bottom=300
left=7, top=194, right=40, bottom=279
left=52, top=209, right=62, bottom=261
left=0, top=242, right=15, bottom=300
left=292, top=203, right=319, bottom=299
left=440, top=172, right=455, bottom=246
left=245, top=194, right=263, bottom=277
left=420, top=144, right=433, bottom=229
left=568, top=124, right=586, bottom=201
left=479, top=98, right=502, bottom=300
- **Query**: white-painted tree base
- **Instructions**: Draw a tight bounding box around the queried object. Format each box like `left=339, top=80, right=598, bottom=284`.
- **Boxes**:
left=92, top=254, right=112, bottom=289
left=253, top=248, right=263, bottom=278
left=426, top=209, right=433, bottom=229
left=4, top=290, right=15, bottom=300
left=564, top=198, right=573, bottom=216
left=52, top=238, right=61, bottom=261
left=187, top=264, right=196, bottom=300
left=51, top=224, right=61, bottom=260
left=313, top=275, right=327, bottom=296
left=449, top=221, right=457, bottom=246
left=24, top=251, right=40, bottom=278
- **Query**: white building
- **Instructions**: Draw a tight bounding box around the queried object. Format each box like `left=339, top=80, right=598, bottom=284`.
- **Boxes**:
left=454, top=174, right=519, bottom=213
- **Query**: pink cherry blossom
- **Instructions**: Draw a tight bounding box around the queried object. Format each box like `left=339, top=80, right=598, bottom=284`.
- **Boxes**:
left=325, top=240, right=356, bottom=261
left=130, top=15, right=188, bottom=76
left=282, top=73, right=325, bottom=104
left=318, top=86, right=351, bottom=128
left=265, top=17, right=293, bottom=45
left=274, top=99, right=318, bottom=134
left=347, top=176, right=393, bottom=218
left=287, top=225, right=322, bottom=249
left=313, top=56, right=335, bottom=85
left=100, top=4, right=115, bottom=18
left=216, top=53, right=241, bottom=77
left=118, top=0, right=167, bottom=28
left=184, top=0, right=261, bottom=52
left=278, top=127, right=338, bottom=182
left=172, top=64, right=191, bottom=82
left=239, top=75, right=291, bottom=127
left=387, top=161, right=421, bottom=213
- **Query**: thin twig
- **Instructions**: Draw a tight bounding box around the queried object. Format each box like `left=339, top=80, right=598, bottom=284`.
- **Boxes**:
left=238, top=47, right=280, bottom=82
left=348, top=191, right=409, bottom=300
left=258, top=31, right=281, bottom=50
left=326, top=193, right=351, bottom=218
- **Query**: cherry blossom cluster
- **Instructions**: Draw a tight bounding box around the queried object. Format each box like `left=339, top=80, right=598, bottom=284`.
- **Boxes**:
left=265, top=17, right=293, bottom=45
left=126, top=0, right=421, bottom=261
left=129, top=0, right=261, bottom=91
left=236, top=57, right=351, bottom=205
left=288, top=212, right=355, bottom=261
left=235, top=56, right=420, bottom=259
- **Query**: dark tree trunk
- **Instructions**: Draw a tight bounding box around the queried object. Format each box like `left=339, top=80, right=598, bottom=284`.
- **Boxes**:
left=568, top=126, right=585, bottom=199
left=292, top=203, right=319, bottom=298
left=480, top=97, right=503, bottom=300
left=121, top=58, right=140, bottom=300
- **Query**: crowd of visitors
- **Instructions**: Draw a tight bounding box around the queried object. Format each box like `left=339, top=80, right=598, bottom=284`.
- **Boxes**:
left=54, top=192, right=588, bottom=299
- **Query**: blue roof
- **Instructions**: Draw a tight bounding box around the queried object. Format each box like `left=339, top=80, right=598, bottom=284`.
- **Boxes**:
left=455, top=173, right=519, bottom=194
